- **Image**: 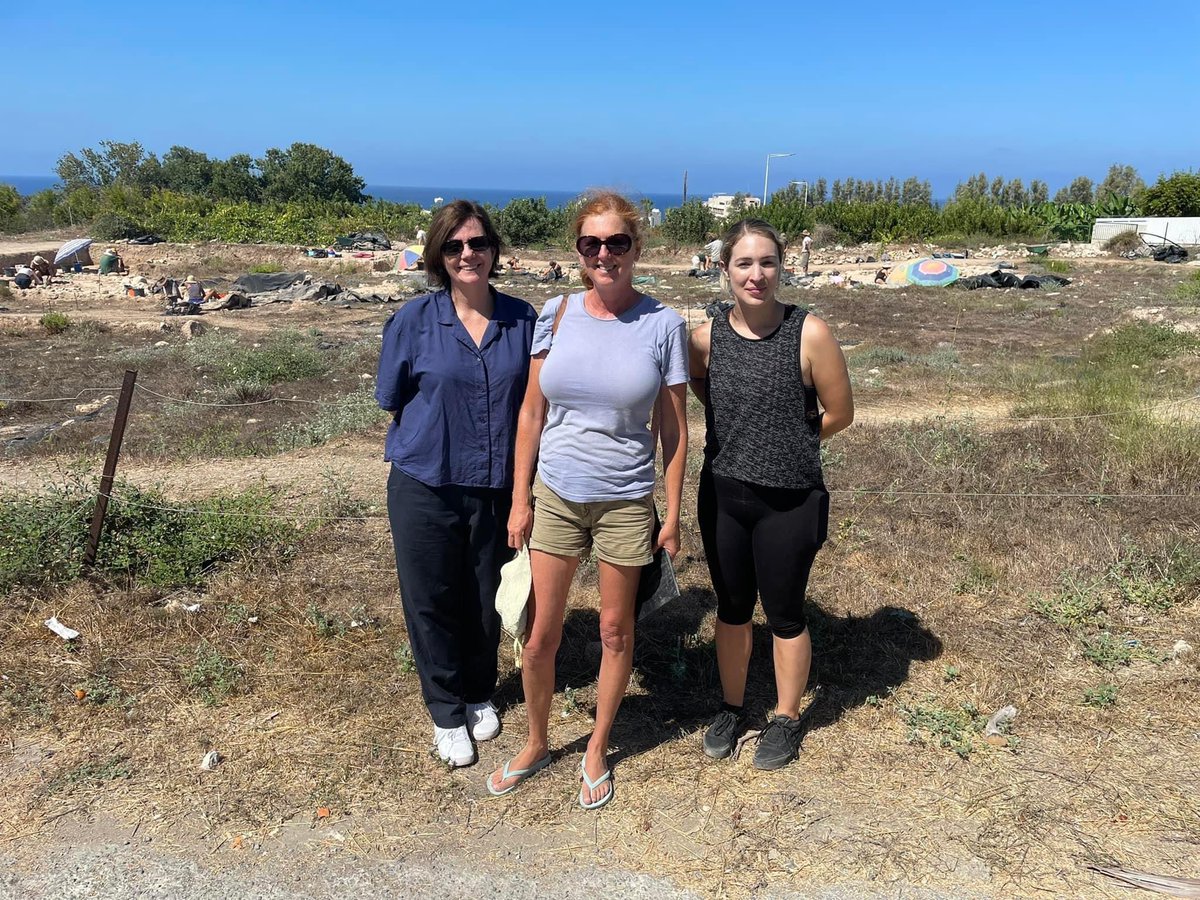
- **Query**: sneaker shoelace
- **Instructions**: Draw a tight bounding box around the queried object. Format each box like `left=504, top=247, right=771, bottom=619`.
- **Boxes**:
left=710, top=710, right=740, bottom=741
left=760, top=717, right=802, bottom=752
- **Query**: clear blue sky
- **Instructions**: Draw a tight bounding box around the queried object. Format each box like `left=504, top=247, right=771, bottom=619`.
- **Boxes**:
left=4, top=0, right=1197, bottom=198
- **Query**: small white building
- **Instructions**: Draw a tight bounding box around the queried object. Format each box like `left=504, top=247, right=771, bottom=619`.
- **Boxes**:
left=705, top=194, right=762, bottom=220
left=1091, top=217, right=1200, bottom=245
left=648, top=208, right=662, bottom=228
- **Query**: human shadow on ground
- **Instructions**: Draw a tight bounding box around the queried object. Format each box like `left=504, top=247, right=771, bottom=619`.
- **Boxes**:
left=494, top=591, right=942, bottom=766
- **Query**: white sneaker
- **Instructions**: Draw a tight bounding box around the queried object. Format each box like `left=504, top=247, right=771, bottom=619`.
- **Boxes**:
left=434, top=725, right=475, bottom=767
left=467, top=701, right=501, bottom=741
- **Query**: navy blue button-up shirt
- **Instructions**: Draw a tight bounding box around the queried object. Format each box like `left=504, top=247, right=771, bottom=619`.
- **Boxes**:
left=375, top=288, right=536, bottom=489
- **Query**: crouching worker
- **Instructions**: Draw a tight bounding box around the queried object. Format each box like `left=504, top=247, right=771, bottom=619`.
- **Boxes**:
left=99, top=247, right=128, bottom=275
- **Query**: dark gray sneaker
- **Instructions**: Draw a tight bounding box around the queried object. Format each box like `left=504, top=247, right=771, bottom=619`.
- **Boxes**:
left=703, top=709, right=744, bottom=759
left=753, top=714, right=805, bottom=770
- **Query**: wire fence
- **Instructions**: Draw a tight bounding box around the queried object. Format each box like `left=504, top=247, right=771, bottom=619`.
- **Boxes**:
left=3, top=379, right=1196, bottom=419
left=3, top=377, right=1199, bottom=527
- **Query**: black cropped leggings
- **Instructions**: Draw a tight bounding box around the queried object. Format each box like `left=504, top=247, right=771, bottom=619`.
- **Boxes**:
left=697, top=468, right=829, bottom=638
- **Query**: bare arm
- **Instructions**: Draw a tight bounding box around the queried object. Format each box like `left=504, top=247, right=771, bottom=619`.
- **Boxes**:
left=655, top=382, right=688, bottom=559
left=802, top=314, right=854, bottom=439
left=507, top=353, right=548, bottom=548
left=687, top=320, right=712, bottom=407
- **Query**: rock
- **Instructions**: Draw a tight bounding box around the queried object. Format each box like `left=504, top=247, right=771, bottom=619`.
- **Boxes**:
left=154, top=340, right=169, bottom=348
left=199, top=750, right=222, bottom=771
left=74, top=395, right=115, bottom=415
left=1172, top=640, right=1194, bottom=660
left=984, top=705, right=1018, bottom=737
left=181, top=320, right=206, bottom=340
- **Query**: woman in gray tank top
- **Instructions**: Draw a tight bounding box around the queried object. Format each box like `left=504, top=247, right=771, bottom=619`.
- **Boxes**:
left=688, top=218, right=854, bottom=770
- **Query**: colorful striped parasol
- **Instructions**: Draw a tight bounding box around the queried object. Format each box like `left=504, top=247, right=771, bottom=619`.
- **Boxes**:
left=396, top=245, right=424, bottom=271
left=888, top=257, right=960, bottom=287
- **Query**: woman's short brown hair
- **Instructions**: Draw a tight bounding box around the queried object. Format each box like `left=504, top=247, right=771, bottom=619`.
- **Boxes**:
left=573, top=191, right=642, bottom=290
left=423, top=199, right=504, bottom=290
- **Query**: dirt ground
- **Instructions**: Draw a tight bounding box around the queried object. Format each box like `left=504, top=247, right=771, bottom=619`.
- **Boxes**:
left=2, top=236, right=1199, bottom=898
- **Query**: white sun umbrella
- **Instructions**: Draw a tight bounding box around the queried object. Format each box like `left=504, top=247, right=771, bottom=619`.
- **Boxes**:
left=54, top=237, right=94, bottom=265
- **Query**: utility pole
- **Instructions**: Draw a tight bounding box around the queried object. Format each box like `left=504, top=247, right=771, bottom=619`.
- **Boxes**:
left=682, top=170, right=688, bottom=205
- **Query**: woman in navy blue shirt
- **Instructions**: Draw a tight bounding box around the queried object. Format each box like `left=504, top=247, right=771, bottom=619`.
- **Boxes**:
left=376, top=200, right=537, bottom=767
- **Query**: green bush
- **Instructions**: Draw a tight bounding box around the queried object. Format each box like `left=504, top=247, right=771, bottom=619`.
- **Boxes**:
left=40, top=312, right=71, bottom=334
left=0, top=478, right=299, bottom=594
left=492, top=196, right=560, bottom=247
left=1142, top=171, right=1200, bottom=216
left=185, top=329, right=327, bottom=386
left=275, top=388, right=386, bottom=451
left=662, top=200, right=716, bottom=245
left=185, top=643, right=243, bottom=705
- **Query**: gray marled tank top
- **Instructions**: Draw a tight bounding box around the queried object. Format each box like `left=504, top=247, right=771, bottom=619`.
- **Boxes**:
left=703, top=304, right=823, bottom=489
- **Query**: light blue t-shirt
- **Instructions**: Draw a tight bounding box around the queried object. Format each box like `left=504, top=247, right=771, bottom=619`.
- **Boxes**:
left=533, top=292, right=689, bottom=503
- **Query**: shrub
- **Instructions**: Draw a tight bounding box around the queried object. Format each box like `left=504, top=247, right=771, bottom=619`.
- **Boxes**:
left=0, top=477, right=299, bottom=594
left=662, top=201, right=717, bottom=245
left=249, top=262, right=283, bottom=274
left=185, top=643, right=243, bottom=705
left=0, top=283, right=13, bottom=302
left=275, top=388, right=385, bottom=451
left=91, top=211, right=147, bottom=240
left=492, top=196, right=559, bottom=247
left=40, top=312, right=71, bottom=334
left=1083, top=684, right=1118, bottom=707
left=1142, top=171, right=1200, bottom=217
left=185, top=329, right=327, bottom=386
left=1103, top=230, right=1142, bottom=254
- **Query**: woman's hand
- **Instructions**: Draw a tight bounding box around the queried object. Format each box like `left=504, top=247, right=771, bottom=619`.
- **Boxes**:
left=655, top=517, right=681, bottom=560
left=508, top=500, right=533, bottom=550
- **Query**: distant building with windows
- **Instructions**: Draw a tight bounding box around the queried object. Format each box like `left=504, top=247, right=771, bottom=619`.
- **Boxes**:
left=705, top=194, right=762, bottom=220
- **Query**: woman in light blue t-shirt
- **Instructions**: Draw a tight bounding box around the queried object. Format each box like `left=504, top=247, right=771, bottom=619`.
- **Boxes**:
left=486, top=192, right=689, bottom=809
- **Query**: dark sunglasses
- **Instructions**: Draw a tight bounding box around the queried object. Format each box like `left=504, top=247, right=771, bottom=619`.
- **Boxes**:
left=442, top=235, right=492, bottom=256
left=575, top=234, right=633, bottom=258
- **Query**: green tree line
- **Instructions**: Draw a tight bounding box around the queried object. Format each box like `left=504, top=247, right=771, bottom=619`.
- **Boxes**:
left=1, top=143, right=1197, bottom=247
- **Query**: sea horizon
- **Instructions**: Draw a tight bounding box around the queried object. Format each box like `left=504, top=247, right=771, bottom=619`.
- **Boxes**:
left=0, top=176, right=702, bottom=211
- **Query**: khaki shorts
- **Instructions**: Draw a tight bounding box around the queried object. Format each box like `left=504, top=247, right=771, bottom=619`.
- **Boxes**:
left=530, top=473, right=654, bottom=567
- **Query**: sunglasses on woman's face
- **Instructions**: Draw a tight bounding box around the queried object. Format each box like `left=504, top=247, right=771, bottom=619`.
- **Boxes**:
left=442, top=235, right=492, bottom=256
left=575, top=234, right=633, bottom=258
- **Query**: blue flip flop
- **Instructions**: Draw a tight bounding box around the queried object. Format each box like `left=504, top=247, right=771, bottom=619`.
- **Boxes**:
left=578, top=753, right=613, bottom=810
left=486, top=753, right=552, bottom=796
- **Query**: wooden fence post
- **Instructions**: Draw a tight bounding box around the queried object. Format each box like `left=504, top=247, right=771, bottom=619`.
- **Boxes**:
left=84, top=369, right=137, bottom=568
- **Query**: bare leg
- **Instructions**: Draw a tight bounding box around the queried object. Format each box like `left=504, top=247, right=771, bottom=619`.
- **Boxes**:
left=772, top=627, right=812, bottom=719
left=488, top=550, right=577, bottom=792
left=581, top=559, right=640, bottom=806
left=714, top=619, right=752, bottom=707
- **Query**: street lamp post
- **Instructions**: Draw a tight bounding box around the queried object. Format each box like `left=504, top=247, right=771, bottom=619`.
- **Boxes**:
left=763, top=152, right=794, bottom=205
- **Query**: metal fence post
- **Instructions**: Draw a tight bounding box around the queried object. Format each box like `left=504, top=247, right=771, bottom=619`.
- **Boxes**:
left=84, top=370, right=138, bottom=568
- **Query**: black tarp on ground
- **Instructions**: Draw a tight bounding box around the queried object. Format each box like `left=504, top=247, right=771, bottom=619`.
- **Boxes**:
left=335, top=232, right=391, bottom=251
left=957, top=271, right=1071, bottom=290
left=1153, top=245, right=1189, bottom=263
left=231, top=271, right=310, bottom=293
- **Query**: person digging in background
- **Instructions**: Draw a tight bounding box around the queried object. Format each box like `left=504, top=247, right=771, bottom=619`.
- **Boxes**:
left=30, top=255, right=54, bottom=282
left=689, top=218, right=853, bottom=770
left=487, top=191, right=689, bottom=810
left=12, top=264, right=37, bottom=289
left=376, top=200, right=537, bottom=768
left=99, top=247, right=127, bottom=275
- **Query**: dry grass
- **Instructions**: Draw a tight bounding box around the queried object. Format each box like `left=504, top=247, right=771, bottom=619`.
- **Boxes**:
left=2, top=246, right=1199, bottom=897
